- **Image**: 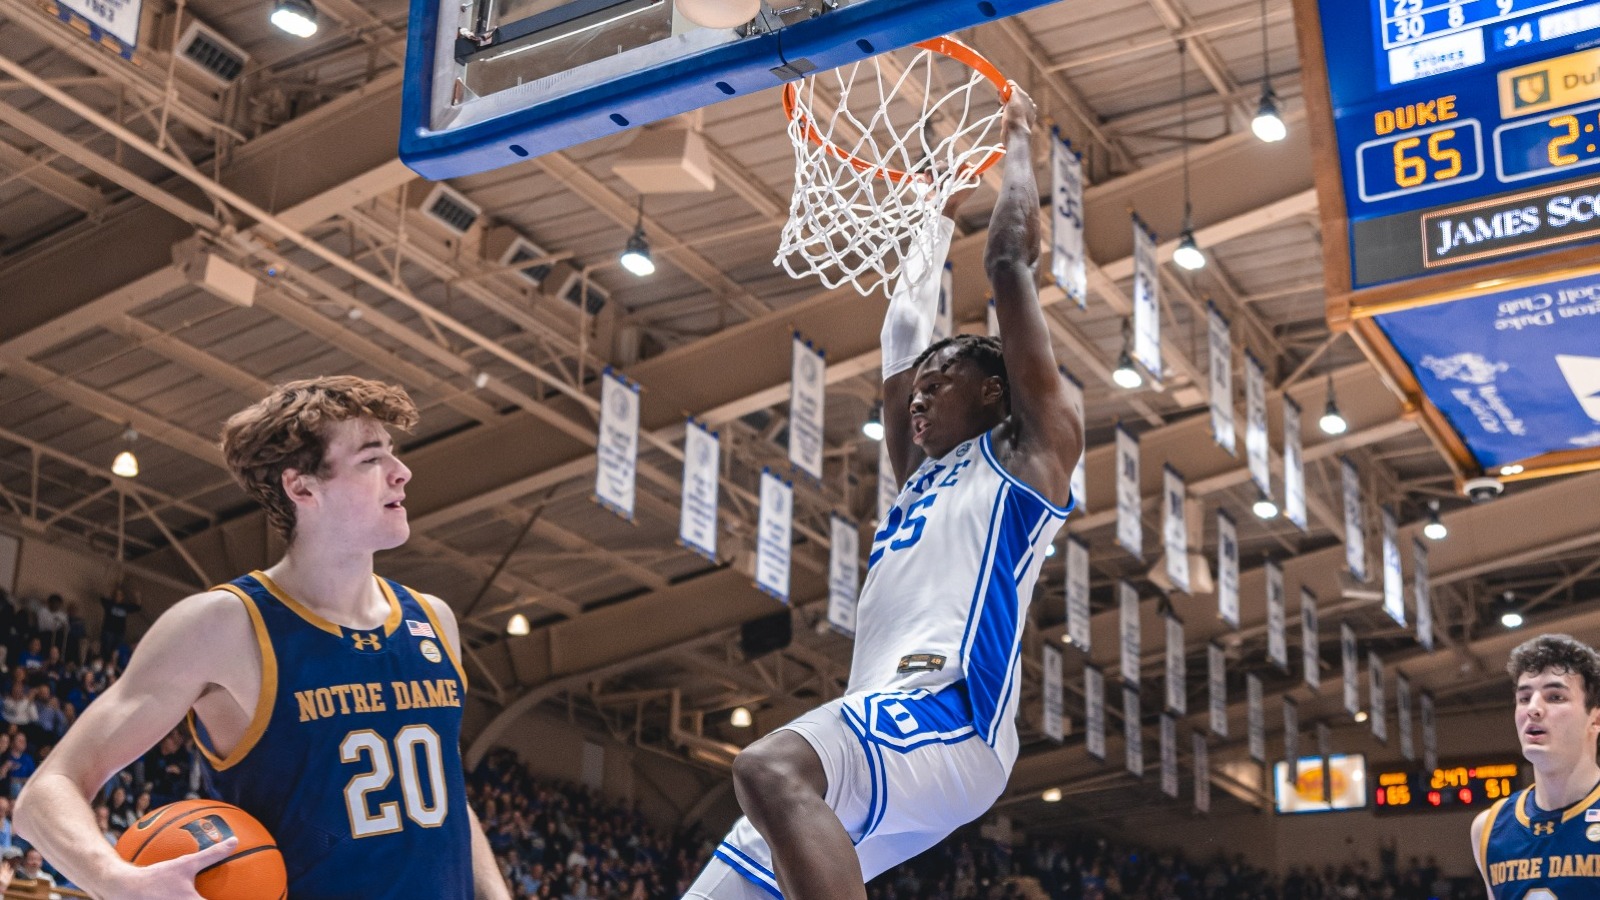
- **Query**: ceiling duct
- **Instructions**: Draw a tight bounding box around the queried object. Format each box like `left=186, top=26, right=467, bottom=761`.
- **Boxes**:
left=173, top=19, right=249, bottom=87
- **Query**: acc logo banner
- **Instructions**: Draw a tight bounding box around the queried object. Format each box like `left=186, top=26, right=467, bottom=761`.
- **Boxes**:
left=1500, top=48, right=1600, bottom=119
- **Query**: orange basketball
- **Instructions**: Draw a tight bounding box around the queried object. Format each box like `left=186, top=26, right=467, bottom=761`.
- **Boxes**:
left=115, top=799, right=287, bottom=900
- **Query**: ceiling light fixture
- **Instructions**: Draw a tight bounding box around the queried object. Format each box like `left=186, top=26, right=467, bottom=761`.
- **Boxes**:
left=271, top=0, right=319, bottom=37
left=1251, top=0, right=1287, bottom=143
left=506, top=613, right=530, bottom=636
left=1423, top=500, right=1447, bottom=541
left=619, top=198, right=656, bottom=277
left=1319, top=375, right=1348, bottom=435
left=730, top=707, right=753, bottom=728
left=1172, top=41, right=1206, bottom=272
left=862, top=402, right=885, bottom=441
left=1041, top=787, right=1062, bottom=803
left=1113, top=320, right=1144, bottom=390
left=111, top=426, right=139, bottom=478
left=1253, top=490, right=1279, bottom=520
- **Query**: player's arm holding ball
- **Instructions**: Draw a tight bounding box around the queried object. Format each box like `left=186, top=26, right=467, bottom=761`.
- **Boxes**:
left=15, top=590, right=254, bottom=900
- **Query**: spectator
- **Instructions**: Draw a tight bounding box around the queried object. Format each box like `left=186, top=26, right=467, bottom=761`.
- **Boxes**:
left=2, top=683, right=35, bottom=729
left=94, top=804, right=117, bottom=845
left=14, top=639, right=42, bottom=672
left=0, top=796, right=18, bottom=855
left=105, top=785, right=135, bottom=833
left=15, top=847, right=54, bottom=890
left=33, top=596, right=68, bottom=652
left=97, top=588, right=139, bottom=658
left=143, top=731, right=196, bottom=806
left=65, top=669, right=98, bottom=713
left=32, top=688, right=67, bottom=746
left=1, top=734, right=35, bottom=798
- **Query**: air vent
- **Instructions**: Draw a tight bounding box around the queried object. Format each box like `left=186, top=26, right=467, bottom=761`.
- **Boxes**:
left=559, top=273, right=608, bottom=316
left=420, top=184, right=481, bottom=235
left=176, top=21, right=248, bottom=86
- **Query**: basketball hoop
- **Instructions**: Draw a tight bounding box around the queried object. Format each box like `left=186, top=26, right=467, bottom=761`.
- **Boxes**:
left=776, top=37, right=1013, bottom=297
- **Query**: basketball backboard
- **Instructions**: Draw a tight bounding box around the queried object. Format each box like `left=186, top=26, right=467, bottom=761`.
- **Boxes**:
left=399, top=0, right=1059, bottom=179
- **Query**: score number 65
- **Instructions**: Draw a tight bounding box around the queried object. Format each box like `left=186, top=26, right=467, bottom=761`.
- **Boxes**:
left=1393, top=130, right=1463, bottom=188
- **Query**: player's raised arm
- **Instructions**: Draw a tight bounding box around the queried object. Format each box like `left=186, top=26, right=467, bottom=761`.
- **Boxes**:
left=985, top=85, right=1084, bottom=486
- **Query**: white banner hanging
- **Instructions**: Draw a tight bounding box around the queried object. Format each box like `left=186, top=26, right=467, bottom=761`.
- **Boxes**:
left=878, top=440, right=898, bottom=524
left=59, top=0, right=141, bottom=54
left=1116, top=426, right=1142, bottom=559
left=1043, top=643, right=1065, bottom=743
left=827, top=514, right=859, bottom=637
left=1207, top=303, right=1235, bottom=455
left=1284, top=697, right=1300, bottom=771
left=1248, top=673, right=1265, bottom=763
left=679, top=420, right=720, bottom=560
left=1397, top=671, right=1415, bottom=761
left=1194, top=731, right=1211, bottom=813
left=1209, top=642, right=1228, bottom=738
left=1301, top=588, right=1320, bottom=693
left=1414, top=539, right=1434, bottom=652
left=1066, top=537, right=1092, bottom=652
left=1317, top=721, right=1333, bottom=803
left=1132, top=217, right=1161, bottom=380
left=1382, top=506, right=1406, bottom=626
left=934, top=262, right=955, bottom=342
left=789, top=334, right=826, bottom=481
left=1120, top=580, right=1141, bottom=685
left=1086, top=665, right=1106, bottom=760
left=1062, top=369, right=1087, bottom=510
left=1125, top=686, right=1144, bottom=778
left=1050, top=131, right=1088, bottom=311
left=1342, top=457, right=1368, bottom=581
left=1421, top=691, right=1438, bottom=773
left=1161, top=713, right=1179, bottom=798
left=1163, top=465, right=1190, bottom=594
left=986, top=299, right=999, bottom=337
left=1166, top=615, right=1186, bottom=715
left=1341, top=622, right=1360, bottom=718
left=1370, top=652, right=1388, bottom=742
left=1217, top=509, right=1240, bottom=630
left=1245, top=352, right=1271, bottom=496
left=1284, top=396, right=1307, bottom=531
left=595, top=369, right=640, bottom=521
left=1267, top=559, right=1288, bottom=672
left=756, top=469, right=793, bottom=603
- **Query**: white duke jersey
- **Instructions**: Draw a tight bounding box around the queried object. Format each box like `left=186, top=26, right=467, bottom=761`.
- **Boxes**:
left=850, top=431, right=1072, bottom=768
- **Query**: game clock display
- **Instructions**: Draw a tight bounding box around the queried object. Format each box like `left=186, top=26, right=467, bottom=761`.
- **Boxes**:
left=1373, top=762, right=1523, bottom=814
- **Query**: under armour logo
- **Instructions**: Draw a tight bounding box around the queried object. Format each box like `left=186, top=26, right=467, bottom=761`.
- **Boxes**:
left=351, top=633, right=382, bottom=651
left=1533, top=821, right=1556, bottom=836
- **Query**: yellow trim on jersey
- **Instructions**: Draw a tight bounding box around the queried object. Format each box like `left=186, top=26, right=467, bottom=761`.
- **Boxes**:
left=1561, top=778, right=1600, bottom=823
left=408, top=585, right=469, bottom=693
left=1516, top=787, right=1533, bottom=828
left=251, top=570, right=401, bottom=637
left=1482, top=796, right=1508, bottom=866
left=188, top=584, right=278, bottom=771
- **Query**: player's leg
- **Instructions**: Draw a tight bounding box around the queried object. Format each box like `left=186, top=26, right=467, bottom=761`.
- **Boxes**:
left=682, top=837, right=779, bottom=900
left=731, top=730, right=866, bottom=900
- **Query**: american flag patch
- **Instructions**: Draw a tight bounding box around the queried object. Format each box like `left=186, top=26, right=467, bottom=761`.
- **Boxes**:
left=1587, top=809, right=1600, bottom=822
left=406, top=619, right=436, bottom=638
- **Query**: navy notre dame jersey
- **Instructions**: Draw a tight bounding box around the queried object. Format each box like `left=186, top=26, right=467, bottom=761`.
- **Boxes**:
left=1481, top=782, right=1600, bottom=898
left=191, top=571, right=472, bottom=899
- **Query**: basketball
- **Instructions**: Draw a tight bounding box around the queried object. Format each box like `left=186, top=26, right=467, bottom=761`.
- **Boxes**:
left=674, top=0, right=760, bottom=29
left=114, top=800, right=287, bottom=900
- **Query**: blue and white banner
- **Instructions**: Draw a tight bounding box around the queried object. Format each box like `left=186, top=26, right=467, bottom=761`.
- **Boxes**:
left=1372, top=268, right=1600, bottom=469
left=1283, top=697, right=1299, bottom=771
left=756, top=469, right=793, bottom=603
left=1120, top=580, right=1141, bottom=684
left=1369, top=652, right=1388, bottom=742
left=827, top=514, right=859, bottom=636
left=1043, top=643, right=1065, bottom=743
left=1062, top=369, right=1087, bottom=510
left=679, top=419, right=720, bottom=559
left=1066, top=536, right=1091, bottom=652
left=60, top=0, right=141, bottom=56
left=1317, top=722, right=1333, bottom=803
left=1246, top=352, right=1271, bottom=496
left=1116, top=426, right=1142, bottom=559
left=1161, top=713, right=1179, bottom=798
left=1247, top=672, right=1265, bottom=763
left=1217, top=509, right=1240, bottom=629
left=1125, top=686, right=1144, bottom=778
left=1209, top=641, right=1228, bottom=738
left=1194, top=731, right=1211, bottom=813
left=1301, top=588, right=1320, bottom=693
left=1284, top=396, right=1307, bottom=531
left=1132, top=216, right=1161, bottom=380
left=1397, top=671, right=1415, bottom=761
left=1163, top=465, right=1189, bottom=594
left=1421, top=690, right=1438, bottom=773
left=1414, top=539, right=1435, bottom=651
left=1342, top=457, right=1368, bottom=582
left=1267, top=559, right=1288, bottom=672
left=1165, top=615, right=1186, bottom=715
left=595, top=369, right=640, bottom=521
left=789, top=334, right=826, bottom=481
left=878, top=440, right=898, bottom=523
left=1208, top=304, right=1236, bottom=454
left=1382, top=506, right=1405, bottom=626
left=986, top=299, right=999, bottom=337
left=934, top=263, right=955, bottom=342
left=1086, top=664, right=1106, bottom=760
left=1050, top=131, right=1088, bottom=310
left=1342, top=622, right=1360, bottom=718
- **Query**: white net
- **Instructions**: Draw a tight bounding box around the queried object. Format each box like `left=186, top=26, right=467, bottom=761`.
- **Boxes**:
left=775, top=41, right=1009, bottom=298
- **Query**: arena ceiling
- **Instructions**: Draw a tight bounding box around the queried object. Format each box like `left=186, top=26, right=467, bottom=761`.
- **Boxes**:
left=2, top=0, right=1597, bottom=826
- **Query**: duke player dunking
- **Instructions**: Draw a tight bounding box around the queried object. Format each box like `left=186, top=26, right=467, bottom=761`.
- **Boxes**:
left=685, top=85, right=1083, bottom=900
left=16, top=377, right=510, bottom=900
left=1473, top=634, right=1600, bottom=899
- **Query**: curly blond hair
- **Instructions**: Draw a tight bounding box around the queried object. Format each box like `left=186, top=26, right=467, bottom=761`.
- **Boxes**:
left=220, top=376, right=419, bottom=543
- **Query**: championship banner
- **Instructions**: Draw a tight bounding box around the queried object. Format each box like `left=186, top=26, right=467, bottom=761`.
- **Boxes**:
left=934, top=262, right=955, bottom=342
left=595, top=368, right=640, bottom=521
left=1217, top=509, right=1240, bottom=629
left=1165, top=615, right=1186, bottom=715
left=1283, top=396, right=1307, bottom=531
left=1163, top=465, right=1190, bottom=593
left=1125, top=685, right=1144, bottom=778
left=1284, top=697, right=1300, bottom=774
left=1160, top=713, right=1179, bottom=798
left=1043, top=643, right=1065, bottom=742
left=1050, top=131, right=1088, bottom=310
left=1116, top=426, right=1142, bottom=559
left=679, top=419, right=720, bottom=560
left=878, top=440, right=898, bottom=523
left=986, top=299, right=999, bottom=337
left=1120, top=580, right=1141, bottom=684
left=1132, top=215, right=1162, bottom=380
left=1267, top=559, right=1288, bottom=672
left=1382, top=506, right=1405, bottom=626
left=1369, top=652, right=1388, bottom=742
left=58, top=0, right=141, bottom=58
left=1414, top=539, right=1434, bottom=652
left=1397, top=671, right=1415, bottom=762
left=1421, top=691, right=1438, bottom=774
left=1342, top=457, right=1368, bottom=581
left=1194, top=731, right=1211, bottom=813
left=1208, top=641, right=1228, bottom=738
left=789, top=334, right=826, bottom=481
left=1066, top=536, right=1091, bottom=651
left=1245, top=352, right=1271, bottom=495
left=756, top=469, right=793, bottom=603
left=1062, top=368, right=1087, bottom=510
left=1301, top=588, right=1320, bottom=693
left=1317, top=721, right=1333, bottom=803
left=826, top=514, right=860, bottom=637
left=1341, top=622, right=1360, bottom=718
left=1086, top=664, right=1106, bottom=761
left=1247, top=673, right=1265, bottom=763
left=1208, top=303, right=1236, bottom=454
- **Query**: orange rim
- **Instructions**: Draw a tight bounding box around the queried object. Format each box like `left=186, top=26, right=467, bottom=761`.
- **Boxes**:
left=781, top=36, right=1013, bottom=186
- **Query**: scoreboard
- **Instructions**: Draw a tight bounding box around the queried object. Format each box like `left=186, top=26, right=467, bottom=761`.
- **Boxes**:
left=1373, top=761, right=1524, bottom=814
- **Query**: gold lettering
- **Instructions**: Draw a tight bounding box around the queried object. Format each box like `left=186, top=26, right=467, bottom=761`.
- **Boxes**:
left=314, top=688, right=335, bottom=719
left=1376, top=110, right=1396, bottom=135
left=442, top=680, right=460, bottom=707
left=1375, top=97, right=1458, bottom=136
left=1550, top=855, right=1567, bottom=879
left=1577, top=854, right=1599, bottom=876
left=424, top=680, right=448, bottom=708
left=1439, top=96, right=1457, bottom=121
left=1530, top=857, right=1543, bottom=879
left=392, top=681, right=412, bottom=710
left=367, top=682, right=386, bottom=712
left=296, top=690, right=320, bottom=723
left=350, top=684, right=371, bottom=714
left=409, top=681, right=429, bottom=708
left=330, top=684, right=353, bottom=715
